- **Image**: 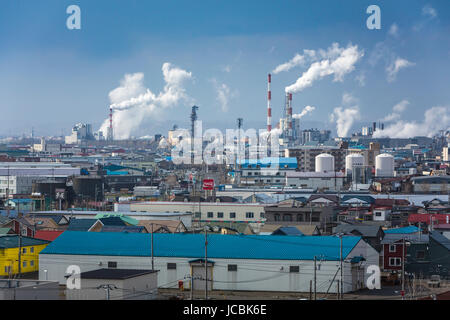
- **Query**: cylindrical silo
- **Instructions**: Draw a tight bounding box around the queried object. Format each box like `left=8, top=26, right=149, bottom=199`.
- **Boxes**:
left=315, top=153, right=335, bottom=173
left=375, top=153, right=394, bottom=177
left=345, top=154, right=365, bottom=176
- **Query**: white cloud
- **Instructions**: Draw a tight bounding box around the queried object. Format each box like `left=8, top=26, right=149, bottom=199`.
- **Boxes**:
left=285, top=43, right=363, bottom=93
left=382, top=100, right=409, bottom=122
left=422, top=5, right=437, bottom=19
left=388, top=23, right=399, bottom=37
left=99, top=63, right=193, bottom=139
left=374, top=106, right=450, bottom=138
left=330, top=93, right=361, bottom=137
left=386, top=58, right=415, bottom=82
left=222, top=65, right=231, bottom=73
left=355, top=73, right=366, bottom=87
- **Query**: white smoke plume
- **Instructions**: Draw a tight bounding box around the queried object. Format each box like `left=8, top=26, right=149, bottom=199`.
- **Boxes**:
left=211, top=79, right=234, bottom=112
left=330, top=93, right=360, bottom=137
left=373, top=106, right=450, bottom=138
left=272, top=50, right=316, bottom=74
left=284, top=43, right=363, bottom=93
left=293, top=105, right=315, bottom=119
left=386, top=58, right=415, bottom=82
left=99, top=63, right=193, bottom=139
left=382, top=100, right=409, bottom=122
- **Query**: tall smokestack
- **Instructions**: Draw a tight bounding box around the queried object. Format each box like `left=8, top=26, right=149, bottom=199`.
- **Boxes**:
left=267, top=74, right=272, bottom=132
left=287, top=93, right=293, bottom=138
left=107, top=106, right=114, bottom=141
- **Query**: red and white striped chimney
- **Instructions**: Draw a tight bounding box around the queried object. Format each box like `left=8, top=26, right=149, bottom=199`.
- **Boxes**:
left=267, top=73, right=272, bottom=132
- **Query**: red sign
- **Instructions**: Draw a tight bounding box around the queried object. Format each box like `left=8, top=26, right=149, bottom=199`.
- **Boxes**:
left=202, top=179, right=214, bottom=190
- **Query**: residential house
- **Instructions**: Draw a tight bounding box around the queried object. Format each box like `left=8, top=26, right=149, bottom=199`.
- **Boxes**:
left=380, top=233, right=429, bottom=274
left=1, top=217, right=35, bottom=237
left=0, top=235, right=49, bottom=277
left=334, top=224, right=385, bottom=252
left=138, top=220, right=187, bottom=234
left=272, top=226, right=304, bottom=236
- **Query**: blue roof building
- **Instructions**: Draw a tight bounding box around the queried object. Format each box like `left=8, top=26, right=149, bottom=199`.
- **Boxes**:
left=39, top=232, right=379, bottom=293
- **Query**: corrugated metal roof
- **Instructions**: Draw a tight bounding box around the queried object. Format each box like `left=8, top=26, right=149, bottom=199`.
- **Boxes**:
left=0, top=235, right=49, bottom=248
left=385, top=226, right=419, bottom=234
left=40, top=231, right=361, bottom=261
left=67, top=219, right=98, bottom=231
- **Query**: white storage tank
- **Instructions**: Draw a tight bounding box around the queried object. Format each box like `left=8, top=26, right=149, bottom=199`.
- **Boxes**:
left=375, top=153, right=394, bottom=177
left=315, top=153, right=335, bottom=173
left=345, top=154, right=365, bottom=176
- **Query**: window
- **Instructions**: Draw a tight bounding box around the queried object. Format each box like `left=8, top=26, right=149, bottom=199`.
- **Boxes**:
left=260, top=212, right=265, bottom=218
left=274, top=214, right=281, bottom=221
left=230, top=212, right=236, bottom=219
left=194, top=212, right=201, bottom=218
left=167, top=263, right=177, bottom=270
left=375, top=212, right=382, bottom=217
left=4, top=266, right=11, bottom=274
left=389, top=245, right=396, bottom=253
left=23, top=261, right=27, bottom=268
left=22, top=248, right=27, bottom=254
left=217, top=212, right=224, bottom=218
left=389, top=257, right=402, bottom=266
left=283, top=214, right=292, bottom=222
left=245, top=212, right=254, bottom=219
left=30, top=260, right=34, bottom=267
left=289, top=266, right=300, bottom=273
left=416, top=251, right=425, bottom=260
left=30, top=247, right=34, bottom=253
left=228, top=264, right=237, bottom=271
left=207, top=212, right=214, bottom=218
left=108, top=261, right=117, bottom=268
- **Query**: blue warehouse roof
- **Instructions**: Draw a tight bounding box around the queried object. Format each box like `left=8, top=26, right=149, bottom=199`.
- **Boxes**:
left=40, top=231, right=361, bottom=261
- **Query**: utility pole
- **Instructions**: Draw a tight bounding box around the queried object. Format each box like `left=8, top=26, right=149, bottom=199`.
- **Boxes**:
left=18, top=223, right=22, bottom=279
left=314, top=256, right=317, bottom=300
left=98, top=284, right=116, bottom=300
left=205, top=227, right=208, bottom=300
left=402, top=237, right=406, bottom=300
left=190, top=273, right=194, bottom=300
left=339, top=234, right=343, bottom=300
left=151, top=223, right=154, bottom=271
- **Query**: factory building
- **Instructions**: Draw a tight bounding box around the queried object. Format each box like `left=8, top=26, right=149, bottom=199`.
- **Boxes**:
left=411, top=176, right=450, bottom=194
left=65, top=123, right=95, bottom=144
left=285, top=171, right=345, bottom=190
left=286, top=142, right=347, bottom=172
left=0, top=162, right=80, bottom=197
left=239, top=157, right=297, bottom=186
left=39, top=231, right=379, bottom=294
left=347, top=142, right=380, bottom=167
left=0, top=162, right=80, bottom=177
left=114, top=201, right=266, bottom=227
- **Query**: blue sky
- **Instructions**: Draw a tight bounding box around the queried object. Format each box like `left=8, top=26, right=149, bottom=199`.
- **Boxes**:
left=0, top=0, right=449, bottom=138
